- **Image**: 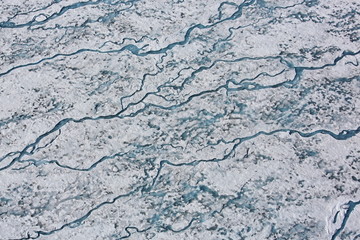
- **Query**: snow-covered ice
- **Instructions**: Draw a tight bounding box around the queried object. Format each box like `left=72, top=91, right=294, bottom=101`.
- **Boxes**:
left=0, top=0, right=359, bottom=239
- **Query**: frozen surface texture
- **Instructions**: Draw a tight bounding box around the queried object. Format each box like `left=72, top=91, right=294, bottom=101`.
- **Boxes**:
left=0, top=0, right=359, bottom=239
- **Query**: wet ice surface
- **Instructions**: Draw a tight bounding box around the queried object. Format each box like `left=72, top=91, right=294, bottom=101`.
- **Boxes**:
left=0, top=0, right=359, bottom=239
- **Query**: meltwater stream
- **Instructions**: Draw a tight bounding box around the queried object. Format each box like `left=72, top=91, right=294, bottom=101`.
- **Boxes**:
left=0, top=0, right=359, bottom=239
